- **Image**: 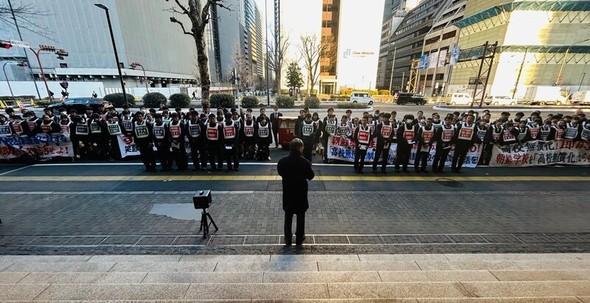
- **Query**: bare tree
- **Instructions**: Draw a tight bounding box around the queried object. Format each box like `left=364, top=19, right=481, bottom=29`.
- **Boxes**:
left=0, top=2, right=53, bottom=41
left=267, top=30, right=289, bottom=95
left=232, top=44, right=255, bottom=90
left=166, top=0, right=230, bottom=103
left=298, top=34, right=332, bottom=96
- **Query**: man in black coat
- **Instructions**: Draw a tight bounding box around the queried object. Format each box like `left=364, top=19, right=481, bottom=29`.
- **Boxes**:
left=277, top=138, right=315, bottom=246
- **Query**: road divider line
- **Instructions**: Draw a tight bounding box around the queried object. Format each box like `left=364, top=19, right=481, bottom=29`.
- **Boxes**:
left=0, top=175, right=587, bottom=182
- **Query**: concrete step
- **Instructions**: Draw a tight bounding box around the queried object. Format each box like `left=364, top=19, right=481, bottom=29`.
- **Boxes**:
left=0, top=254, right=588, bottom=301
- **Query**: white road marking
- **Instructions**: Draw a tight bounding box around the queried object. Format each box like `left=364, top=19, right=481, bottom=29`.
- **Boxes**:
left=0, top=166, right=31, bottom=176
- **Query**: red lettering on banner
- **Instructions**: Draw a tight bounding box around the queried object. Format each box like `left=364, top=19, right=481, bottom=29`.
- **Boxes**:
left=561, top=140, right=575, bottom=149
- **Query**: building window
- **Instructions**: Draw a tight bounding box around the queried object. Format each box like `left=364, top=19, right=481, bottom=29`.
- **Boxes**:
left=59, top=63, right=68, bottom=68
left=323, top=4, right=338, bottom=12
left=322, top=20, right=333, bottom=28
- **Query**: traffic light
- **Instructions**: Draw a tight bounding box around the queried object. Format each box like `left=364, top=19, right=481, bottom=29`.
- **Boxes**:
left=0, top=41, right=12, bottom=49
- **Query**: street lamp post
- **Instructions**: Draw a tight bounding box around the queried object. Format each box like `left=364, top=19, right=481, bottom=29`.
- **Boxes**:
left=7, top=0, right=41, bottom=99
left=388, top=43, right=397, bottom=94
left=2, top=62, right=15, bottom=97
left=264, top=0, right=271, bottom=105
left=95, top=3, right=128, bottom=105
left=130, top=62, right=148, bottom=93
left=2, top=60, right=26, bottom=97
left=555, top=38, right=590, bottom=86
left=30, top=45, right=67, bottom=101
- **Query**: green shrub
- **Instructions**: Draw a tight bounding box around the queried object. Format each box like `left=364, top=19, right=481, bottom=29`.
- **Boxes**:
left=304, top=96, right=320, bottom=108
left=169, top=93, right=191, bottom=108
left=209, top=93, right=235, bottom=108
left=378, top=90, right=391, bottom=95
left=241, top=96, right=259, bottom=108
left=104, top=93, right=135, bottom=107
left=330, top=94, right=349, bottom=101
left=275, top=95, right=294, bottom=108
left=336, top=102, right=368, bottom=109
left=142, top=92, right=167, bottom=108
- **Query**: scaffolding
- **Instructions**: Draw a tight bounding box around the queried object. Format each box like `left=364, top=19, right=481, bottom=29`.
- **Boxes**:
left=457, top=41, right=498, bottom=108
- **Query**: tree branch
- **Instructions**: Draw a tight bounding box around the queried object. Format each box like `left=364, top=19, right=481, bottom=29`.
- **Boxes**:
left=172, top=0, right=190, bottom=15
left=164, top=7, right=188, bottom=15
left=170, top=17, right=192, bottom=35
left=201, top=0, right=213, bottom=26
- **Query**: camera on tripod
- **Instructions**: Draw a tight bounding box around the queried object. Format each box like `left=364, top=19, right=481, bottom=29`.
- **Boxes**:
left=193, top=190, right=218, bottom=238
left=193, top=190, right=212, bottom=209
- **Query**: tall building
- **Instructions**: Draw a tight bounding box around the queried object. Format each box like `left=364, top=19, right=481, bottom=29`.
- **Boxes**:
left=0, top=0, right=266, bottom=97
left=0, top=0, right=198, bottom=93
left=281, top=0, right=384, bottom=94
left=243, top=0, right=265, bottom=82
left=376, top=0, right=406, bottom=91
left=449, top=0, right=590, bottom=99
left=418, top=0, right=466, bottom=97
left=376, top=0, right=445, bottom=93
left=209, top=0, right=244, bottom=84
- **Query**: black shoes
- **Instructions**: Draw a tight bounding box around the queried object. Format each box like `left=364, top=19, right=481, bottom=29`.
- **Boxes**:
left=296, top=236, right=306, bottom=246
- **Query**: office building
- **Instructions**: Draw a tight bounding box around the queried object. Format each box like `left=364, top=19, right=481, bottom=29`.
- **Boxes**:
left=449, top=0, right=590, bottom=98
left=376, top=0, right=445, bottom=93
left=280, top=0, right=384, bottom=94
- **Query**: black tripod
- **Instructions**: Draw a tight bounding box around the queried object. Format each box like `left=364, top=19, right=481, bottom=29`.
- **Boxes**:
left=199, top=208, right=218, bottom=238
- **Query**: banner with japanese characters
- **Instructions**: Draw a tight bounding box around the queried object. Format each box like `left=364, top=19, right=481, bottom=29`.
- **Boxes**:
left=490, top=140, right=590, bottom=167
left=0, top=133, right=73, bottom=159
left=325, top=135, right=481, bottom=168
left=117, top=134, right=141, bottom=158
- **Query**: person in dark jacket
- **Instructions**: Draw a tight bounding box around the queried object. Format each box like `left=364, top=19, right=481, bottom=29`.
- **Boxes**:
left=277, top=138, right=315, bottom=246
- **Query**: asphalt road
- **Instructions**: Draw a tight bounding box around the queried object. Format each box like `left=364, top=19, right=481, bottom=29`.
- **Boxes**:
left=0, top=151, right=589, bottom=254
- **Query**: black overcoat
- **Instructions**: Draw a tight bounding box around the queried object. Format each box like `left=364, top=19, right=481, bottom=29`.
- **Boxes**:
left=277, top=151, right=315, bottom=213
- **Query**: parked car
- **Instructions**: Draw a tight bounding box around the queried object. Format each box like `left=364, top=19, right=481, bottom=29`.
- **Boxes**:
left=45, top=98, right=111, bottom=114
left=395, top=92, right=426, bottom=105
left=349, top=92, right=374, bottom=105
left=484, top=95, right=517, bottom=106
left=444, top=93, right=473, bottom=106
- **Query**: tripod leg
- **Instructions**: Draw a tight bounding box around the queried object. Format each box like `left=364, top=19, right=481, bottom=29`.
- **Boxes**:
left=206, top=213, right=219, bottom=231
left=202, top=212, right=209, bottom=238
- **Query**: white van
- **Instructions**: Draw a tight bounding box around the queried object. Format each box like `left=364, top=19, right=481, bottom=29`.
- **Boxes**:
left=446, top=93, right=473, bottom=106
left=349, top=92, right=374, bottom=105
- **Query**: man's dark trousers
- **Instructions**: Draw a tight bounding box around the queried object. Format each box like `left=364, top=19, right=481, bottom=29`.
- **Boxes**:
left=284, top=211, right=305, bottom=245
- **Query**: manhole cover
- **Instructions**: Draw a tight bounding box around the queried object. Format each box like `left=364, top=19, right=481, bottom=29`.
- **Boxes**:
left=435, top=178, right=463, bottom=188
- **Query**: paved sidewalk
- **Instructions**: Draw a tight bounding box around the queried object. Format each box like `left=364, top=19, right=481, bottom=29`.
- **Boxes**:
left=1, top=191, right=589, bottom=254
left=0, top=253, right=589, bottom=301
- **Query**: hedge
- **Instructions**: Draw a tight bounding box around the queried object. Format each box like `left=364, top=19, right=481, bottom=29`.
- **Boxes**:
left=304, top=96, right=320, bottom=108
left=209, top=93, right=235, bottom=108
left=275, top=95, right=294, bottom=108
left=104, top=93, right=135, bottom=107
left=336, top=102, right=368, bottom=109
left=241, top=96, right=259, bottom=108
left=169, top=93, right=191, bottom=108
left=143, top=92, right=167, bottom=108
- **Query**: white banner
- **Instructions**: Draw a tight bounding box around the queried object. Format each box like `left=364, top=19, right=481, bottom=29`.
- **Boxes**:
left=0, top=133, right=74, bottom=159
left=326, top=135, right=481, bottom=168
left=490, top=140, right=590, bottom=167
left=117, top=134, right=141, bottom=158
